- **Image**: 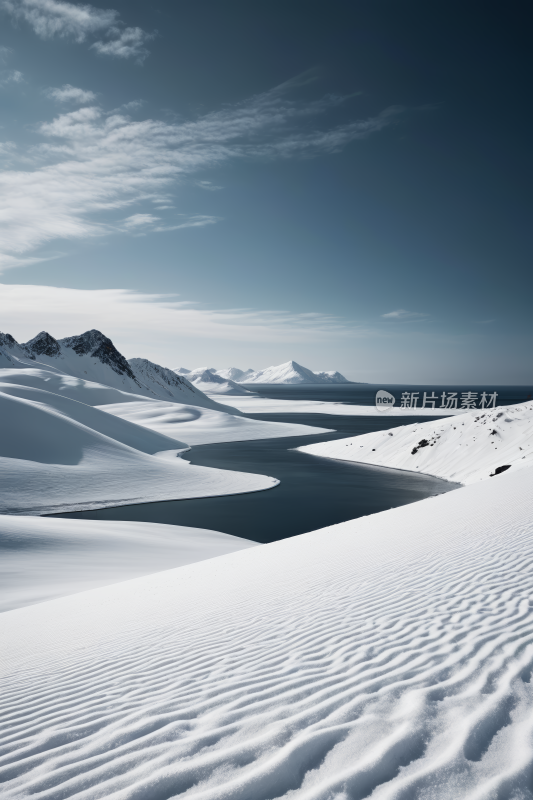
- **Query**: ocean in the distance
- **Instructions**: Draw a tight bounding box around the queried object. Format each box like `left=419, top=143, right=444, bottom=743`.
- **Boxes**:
left=241, top=383, right=533, bottom=408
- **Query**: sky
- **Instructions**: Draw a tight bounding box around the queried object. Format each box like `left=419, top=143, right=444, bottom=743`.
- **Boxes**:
left=0, top=0, right=531, bottom=383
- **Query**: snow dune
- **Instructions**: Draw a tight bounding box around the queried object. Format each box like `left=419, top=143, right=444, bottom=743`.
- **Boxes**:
left=0, top=516, right=257, bottom=612
left=299, top=401, right=533, bottom=484
left=99, top=399, right=332, bottom=445
left=1, top=465, right=533, bottom=797
left=0, top=384, right=278, bottom=515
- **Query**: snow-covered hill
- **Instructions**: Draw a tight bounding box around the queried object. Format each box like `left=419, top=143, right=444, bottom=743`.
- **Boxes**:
left=239, top=360, right=352, bottom=384
left=2, top=465, right=533, bottom=797
left=0, top=382, right=278, bottom=515
left=127, top=357, right=238, bottom=410
left=0, top=516, right=257, bottom=612
left=100, top=399, right=332, bottom=445
left=299, top=401, right=533, bottom=484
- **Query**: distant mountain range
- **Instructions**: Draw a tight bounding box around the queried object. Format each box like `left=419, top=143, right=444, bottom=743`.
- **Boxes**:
left=0, top=330, right=237, bottom=413
left=176, top=360, right=357, bottom=386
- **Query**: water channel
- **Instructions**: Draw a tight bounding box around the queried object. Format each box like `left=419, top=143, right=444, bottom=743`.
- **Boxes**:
left=54, top=412, right=459, bottom=543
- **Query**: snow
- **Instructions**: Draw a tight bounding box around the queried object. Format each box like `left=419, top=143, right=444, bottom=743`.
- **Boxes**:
left=2, top=465, right=533, bottom=797
left=0, top=382, right=279, bottom=515
left=215, top=367, right=255, bottom=382
left=299, top=401, right=533, bottom=484
left=313, top=370, right=352, bottom=384
left=185, top=368, right=254, bottom=396
left=0, top=516, right=257, bottom=613
left=0, top=329, right=237, bottom=413
left=98, top=399, right=332, bottom=445
left=236, top=360, right=351, bottom=385
left=214, top=394, right=468, bottom=416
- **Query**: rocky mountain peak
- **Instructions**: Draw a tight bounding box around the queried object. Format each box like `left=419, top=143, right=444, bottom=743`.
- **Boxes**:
left=24, top=331, right=61, bottom=358
left=59, top=330, right=139, bottom=381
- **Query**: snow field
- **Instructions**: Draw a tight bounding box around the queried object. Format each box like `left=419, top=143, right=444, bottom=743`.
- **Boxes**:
left=0, top=384, right=278, bottom=515
left=98, top=399, right=332, bottom=446
left=299, top=401, right=533, bottom=484
left=0, top=516, right=258, bottom=612
left=1, top=466, right=533, bottom=797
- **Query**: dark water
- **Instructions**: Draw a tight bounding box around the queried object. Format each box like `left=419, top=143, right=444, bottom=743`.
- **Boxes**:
left=54, top=413, right=458, bottom=544
left=241, top=383, right=533, bottom=408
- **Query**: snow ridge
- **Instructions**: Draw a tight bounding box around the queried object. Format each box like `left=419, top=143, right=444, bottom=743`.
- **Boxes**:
left=299, top=401, right=533, bottom=484
left=240, top=360, right=352, bottom=385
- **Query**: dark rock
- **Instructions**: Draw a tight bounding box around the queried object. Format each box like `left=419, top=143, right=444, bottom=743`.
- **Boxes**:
left=489, top=465, right=512, bottom=477
left=24, top=331, right=61, bottom=357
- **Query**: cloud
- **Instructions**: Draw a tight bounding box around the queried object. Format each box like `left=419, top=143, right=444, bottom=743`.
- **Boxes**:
left=0, top=45, right=12, bottom=63
left=154, top=215, right=221, bottom=232
left=1, top=0, right=153, bottom=60
left=0, top=284, right=367, bottom=361
left=45, top=84, right=97, bottom=103
left=0, top=84, right=401, bottom=271
left=122, top=213, right=160, bottom=229
left=1, top=0, right=118, bottom=41
left=91, top=26, right=153, bottom=62
left=0, top=69, right=24, bottom=86
left=196, top=180, right=222, bottom=191
left=382, top=309, right=428, bottom=320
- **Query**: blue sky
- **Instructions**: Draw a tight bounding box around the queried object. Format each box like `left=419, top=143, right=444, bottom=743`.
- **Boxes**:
left=0, top=0, right=531, bottom=382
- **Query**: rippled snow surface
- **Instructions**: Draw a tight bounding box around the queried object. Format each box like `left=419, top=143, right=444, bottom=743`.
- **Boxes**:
left=2, top=467, right=533, bottom=798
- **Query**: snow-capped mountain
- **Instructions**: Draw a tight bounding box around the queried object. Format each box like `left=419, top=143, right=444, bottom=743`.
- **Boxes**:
left=240, top=360, right=352, bottom=385
left=127, top=358, right=237, bottom=409
left=0, top=330, right=238, bottom=413
left=313, top=370, right=351, bottom=384
left=215, top=367, right=255, bottom=382
left=184, top=369, right=253, bottom=396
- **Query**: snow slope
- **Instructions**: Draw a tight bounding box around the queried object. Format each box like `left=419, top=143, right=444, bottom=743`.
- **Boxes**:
left=299, top=401, right=533, bottom=484
left=241, top=360, right=351, bottom=384
left=98, top=399, right=332, bottom=445
left=0, top=384, right=278, bottom=515
left=128, top=358, right=237, bottom=410
left=0, top=516, right=257, bottom=613
left=2, top=465, right=533, bottom=797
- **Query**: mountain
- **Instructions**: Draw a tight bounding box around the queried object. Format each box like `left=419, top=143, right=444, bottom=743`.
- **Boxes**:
left=313, top=370, right=351, bottom=384
left=240, top=360, right=352, bottom=385
left=0, top=329, right=238, bottom=413
left=127, top=358, right=239, bottom=410
left=183, top=368, right=253, bottom=396
left=215, top=367, right=255, bottom=382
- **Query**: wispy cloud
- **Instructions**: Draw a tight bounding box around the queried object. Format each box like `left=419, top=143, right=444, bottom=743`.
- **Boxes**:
left=196, top=180, right=222, bottom=191
left=0, top=84, right=401, bottom=272
left=122, top=213, right=160, bottom=230
left=0, top=45, right=12, bottom=63
left=0, top=284, right=369, bottom=360
left=91, top=26, right=154, bottom=63
left=1, top=0, right=117, bottom=41
left=1, top=0, right=153, bottom=60
left=45, top=84, right=97, bottom=103
left=0, top=68, right=23, bottom=86
left=382, top=309, right=428, bottom=320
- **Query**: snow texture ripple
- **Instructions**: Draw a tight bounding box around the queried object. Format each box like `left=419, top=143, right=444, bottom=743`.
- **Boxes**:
left=1, top=466, right=533, bottom=797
